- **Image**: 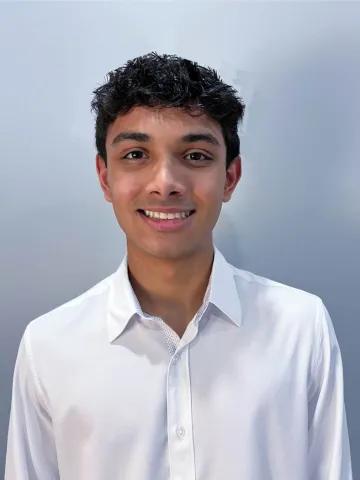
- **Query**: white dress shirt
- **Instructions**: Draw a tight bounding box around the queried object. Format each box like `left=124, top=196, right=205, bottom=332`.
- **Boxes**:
left=6, top=247, right=352, bottom=480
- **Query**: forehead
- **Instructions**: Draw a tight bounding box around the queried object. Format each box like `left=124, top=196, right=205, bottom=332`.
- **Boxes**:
left=106, top=106, right=225, bottom=146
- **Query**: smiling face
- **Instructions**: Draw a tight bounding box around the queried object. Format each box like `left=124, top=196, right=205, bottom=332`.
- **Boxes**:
left=96, top=106, right=241, bottom=261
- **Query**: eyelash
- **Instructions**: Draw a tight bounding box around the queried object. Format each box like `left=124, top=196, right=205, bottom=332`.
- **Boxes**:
left=121, top=150, right=213, bottom=161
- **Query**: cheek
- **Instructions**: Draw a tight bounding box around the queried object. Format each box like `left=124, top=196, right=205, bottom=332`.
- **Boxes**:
left=109, top=174, right=139, bottom=207
left=198, top=173, right=226, bottom=205
left=109, top=181, right=138, bottom=231
left=108, top=187, right=138, bottom=227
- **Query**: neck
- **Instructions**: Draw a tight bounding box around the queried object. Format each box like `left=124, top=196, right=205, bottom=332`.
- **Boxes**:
left=127, top=242, right=214, bottom=337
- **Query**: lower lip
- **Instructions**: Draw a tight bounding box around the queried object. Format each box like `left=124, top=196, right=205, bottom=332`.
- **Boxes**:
left=138, top=212, right=195, bottom=232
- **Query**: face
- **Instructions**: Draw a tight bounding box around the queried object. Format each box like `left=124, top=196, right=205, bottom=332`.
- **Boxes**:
left=96, top=106, right=241, bottom=260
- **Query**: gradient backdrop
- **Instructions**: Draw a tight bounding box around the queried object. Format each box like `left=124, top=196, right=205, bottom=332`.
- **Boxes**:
left=1, top=1, right=359, bottom=476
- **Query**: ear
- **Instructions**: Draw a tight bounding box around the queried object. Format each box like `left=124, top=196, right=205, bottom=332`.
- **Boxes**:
left=96, top=154, right=112, bottom=203
left=223, top=156, right=242, bottom=203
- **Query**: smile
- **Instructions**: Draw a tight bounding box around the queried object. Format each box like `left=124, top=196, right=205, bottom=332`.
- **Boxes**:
left=138, top=209, right=196, bottom=232
left=143, top=210, right=192, bottom=220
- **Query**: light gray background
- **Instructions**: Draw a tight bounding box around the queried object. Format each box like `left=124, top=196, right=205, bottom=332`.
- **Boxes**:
left=1, top=1, right=359, bottom=477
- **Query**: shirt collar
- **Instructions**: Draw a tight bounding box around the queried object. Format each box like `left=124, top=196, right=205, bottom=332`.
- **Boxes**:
left=106, top=247, right=242, bottom=343
left=208, top=247, right=242, bottom=327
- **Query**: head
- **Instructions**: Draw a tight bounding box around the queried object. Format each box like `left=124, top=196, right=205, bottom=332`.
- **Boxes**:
left=91, top=52, right=245, bottom=261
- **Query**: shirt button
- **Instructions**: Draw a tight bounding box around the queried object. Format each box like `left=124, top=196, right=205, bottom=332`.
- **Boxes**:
left=176, top=426, right=185, bottom=438
left=173, top=355, right=181, bottom=364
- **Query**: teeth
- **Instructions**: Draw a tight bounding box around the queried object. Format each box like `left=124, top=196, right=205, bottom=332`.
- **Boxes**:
left=144, top=210, right=192, bottom=220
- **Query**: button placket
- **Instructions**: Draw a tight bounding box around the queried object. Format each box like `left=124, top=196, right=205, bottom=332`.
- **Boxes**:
left=167, top=344, right=196, bottom=480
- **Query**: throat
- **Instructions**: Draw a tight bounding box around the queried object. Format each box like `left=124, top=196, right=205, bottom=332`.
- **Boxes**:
left=157, top=309, right=194, bottom=339
left=129, top=270, right=210, bottom=337
left=126, top=244, right=214, bottom=335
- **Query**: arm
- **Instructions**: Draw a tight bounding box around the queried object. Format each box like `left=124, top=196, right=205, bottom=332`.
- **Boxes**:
left=308, top=300, right=353, bottom=479
left=5, top=327, right=59, bottom=480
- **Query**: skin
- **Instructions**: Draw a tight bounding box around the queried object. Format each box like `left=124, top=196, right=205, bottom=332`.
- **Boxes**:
left=97, top=106, right=241, bottom=336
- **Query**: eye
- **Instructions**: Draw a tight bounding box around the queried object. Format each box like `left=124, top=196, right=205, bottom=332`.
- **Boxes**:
left=185, top=151, right=213, bottom=162
left=122, top=150, right=146, bottom=160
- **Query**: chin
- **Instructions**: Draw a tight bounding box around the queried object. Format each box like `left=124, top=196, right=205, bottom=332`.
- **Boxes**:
left=141, top=242, right=200, bottom=261
left=148, top=247, right=189, bottom=260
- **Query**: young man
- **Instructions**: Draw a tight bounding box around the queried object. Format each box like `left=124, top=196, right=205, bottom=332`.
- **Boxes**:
left=6, top=53, right=352, bottom=479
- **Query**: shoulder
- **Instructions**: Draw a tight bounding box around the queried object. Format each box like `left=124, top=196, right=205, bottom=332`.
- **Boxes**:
left=229, top=263, right=324, bottom=331
left=25, top=273, right=114, bottom=346
left=233, top=265, right=320, bottom=306
left=228, top=264, right=331, bottom=379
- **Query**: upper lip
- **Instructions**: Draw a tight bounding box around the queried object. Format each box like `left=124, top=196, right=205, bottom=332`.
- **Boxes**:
left=138, top=207, right=195, bottom=213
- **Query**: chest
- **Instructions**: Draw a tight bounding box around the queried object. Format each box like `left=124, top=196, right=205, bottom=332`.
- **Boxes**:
left=50, top=331, right=308, bottom=440
left=46, top=320, right=311, bottom=479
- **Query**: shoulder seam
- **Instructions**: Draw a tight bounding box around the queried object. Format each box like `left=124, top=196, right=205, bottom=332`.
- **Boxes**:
left=232, top=268, right=318, bottom=298
left=310, top=297, right=325, bottom=400
left=23, top=326, right=51, bottom=415
left=45, top=277, right=112, bottom=315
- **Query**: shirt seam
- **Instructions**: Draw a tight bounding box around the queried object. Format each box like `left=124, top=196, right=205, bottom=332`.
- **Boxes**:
left=23, top=325, right=51, bottom=415
left=232, top=269, right=319, bottom=298
left=309, top=298, right=325, bottom=400
left=47, top=278, right=112, bottom=318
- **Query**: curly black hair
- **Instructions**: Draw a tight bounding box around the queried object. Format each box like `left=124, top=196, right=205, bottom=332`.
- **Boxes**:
left=91, top=52, right=245, bottom=168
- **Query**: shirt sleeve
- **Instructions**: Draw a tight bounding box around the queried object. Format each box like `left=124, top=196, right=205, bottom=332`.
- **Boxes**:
left=5, top=327, right=59, bottom=480
left=308, top=300, right=353, bottom=479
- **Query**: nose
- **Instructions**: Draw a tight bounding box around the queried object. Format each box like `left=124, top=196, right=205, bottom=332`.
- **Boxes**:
left=145, top=157, right=186, bottom=199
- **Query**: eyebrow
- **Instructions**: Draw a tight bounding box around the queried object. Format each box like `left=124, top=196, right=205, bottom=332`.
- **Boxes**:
left=111, top=131, right=220, bottom=147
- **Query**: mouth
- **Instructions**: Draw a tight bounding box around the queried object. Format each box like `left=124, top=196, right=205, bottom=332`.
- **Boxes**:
left=138, top=209, right=196, bottom=220
left=137, top=209, right=196, bottom=231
